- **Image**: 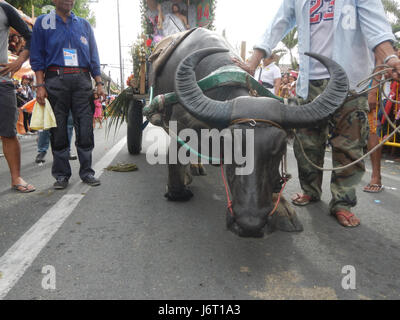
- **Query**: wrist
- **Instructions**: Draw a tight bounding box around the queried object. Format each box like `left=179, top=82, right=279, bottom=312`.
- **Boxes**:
left=95, top=81, right=104, bottom=87
left=383, top=54, right=398, bottom=65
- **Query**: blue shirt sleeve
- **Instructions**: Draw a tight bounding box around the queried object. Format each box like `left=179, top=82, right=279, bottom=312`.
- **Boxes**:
left=87, top=22, right=101, bottom=78
left=30, top=17, right=46, bottom=72
left=254, top=0, right=297, bottom=58
left=357, top=0, right=395, bottom=50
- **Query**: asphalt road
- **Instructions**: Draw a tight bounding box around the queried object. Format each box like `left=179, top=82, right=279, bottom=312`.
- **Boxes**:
left=1, top=123, right=400, bottom=300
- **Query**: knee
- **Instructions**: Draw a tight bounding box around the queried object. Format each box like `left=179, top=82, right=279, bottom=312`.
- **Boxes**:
left=77, top=122, right=94, bottom=149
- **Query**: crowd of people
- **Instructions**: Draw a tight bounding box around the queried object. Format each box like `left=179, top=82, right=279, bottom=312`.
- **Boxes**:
left=254, top=54, right=298, bottom=98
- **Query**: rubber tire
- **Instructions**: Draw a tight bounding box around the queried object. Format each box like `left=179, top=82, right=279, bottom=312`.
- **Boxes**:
left=127, top=99, right=143, bottom=155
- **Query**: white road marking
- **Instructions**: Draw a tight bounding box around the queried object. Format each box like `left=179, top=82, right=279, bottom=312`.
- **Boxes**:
left=0, top=137, right=127, bottom=299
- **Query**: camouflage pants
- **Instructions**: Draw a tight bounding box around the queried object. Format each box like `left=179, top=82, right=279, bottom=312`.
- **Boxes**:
left=293, top=79, right=369, bottom=214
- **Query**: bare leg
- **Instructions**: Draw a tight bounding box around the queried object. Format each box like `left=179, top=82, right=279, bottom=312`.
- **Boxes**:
left=1, top=136, right=35, bottom=191
left=364, top=133, right=382, bottom=192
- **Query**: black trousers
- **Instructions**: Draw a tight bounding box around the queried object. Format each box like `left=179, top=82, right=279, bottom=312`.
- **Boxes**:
left=45, top=72, right=95, bottom=181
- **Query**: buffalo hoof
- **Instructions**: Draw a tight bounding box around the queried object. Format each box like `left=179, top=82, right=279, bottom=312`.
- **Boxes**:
left=226, top=211, right=264, bottom=238
left=190, top=164, right=207, bottom=176
left=267, top=195, right=303, bottom=233
left=164, top=187, right=194, bottom=202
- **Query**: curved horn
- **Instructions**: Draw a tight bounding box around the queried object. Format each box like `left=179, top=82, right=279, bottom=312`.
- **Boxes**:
left=175, top=49, right=349, bottom=129
left=286, top=52, right=349, bottom=127
left=230, top=52, right=349, bottom=128
left=175, top=47, right=234, bottom=128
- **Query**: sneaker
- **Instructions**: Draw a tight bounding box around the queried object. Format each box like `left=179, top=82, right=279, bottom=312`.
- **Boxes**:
left=82, top=175, right=101, bottom=187
left=54, top=178, right=69, bottom=190
left=35, top=151, right=47, bottom=163
left=69, top=153, right=78, bottom=161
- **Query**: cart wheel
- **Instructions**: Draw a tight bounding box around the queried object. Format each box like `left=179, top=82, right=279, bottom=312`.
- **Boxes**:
left=127, top=99, right=143, bottom=155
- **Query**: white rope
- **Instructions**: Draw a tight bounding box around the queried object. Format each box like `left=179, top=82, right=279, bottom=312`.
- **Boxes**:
left=295, top=66, right=400, bottom=172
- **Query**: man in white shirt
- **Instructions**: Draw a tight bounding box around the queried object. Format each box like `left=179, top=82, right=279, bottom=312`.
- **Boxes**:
left=234, top=0, right=400, bottom=228
left=254, top=54, right=281, bottom=96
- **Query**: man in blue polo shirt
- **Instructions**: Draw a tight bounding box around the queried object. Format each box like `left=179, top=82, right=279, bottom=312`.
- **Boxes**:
left=30, top=0, right=105, bottom=190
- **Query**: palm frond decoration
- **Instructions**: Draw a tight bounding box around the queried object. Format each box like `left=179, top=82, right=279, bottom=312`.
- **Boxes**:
left=106, top=86, right=134, bottom=137
left=382, top=0, right=400, bottom=40
left=272, top=48, right=287, bottom=65
left=281, top=27, right=299, bottom=69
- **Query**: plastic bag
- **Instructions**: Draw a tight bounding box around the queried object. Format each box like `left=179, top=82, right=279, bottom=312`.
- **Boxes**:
left=30, top=99, right=57, bottom=130
left=21, top=98, right=36, bottom=113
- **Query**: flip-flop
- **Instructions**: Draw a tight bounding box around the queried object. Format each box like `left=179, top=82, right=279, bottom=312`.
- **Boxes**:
left=363, top=184, right=384, bottom=193
left=12, top=184, right=36, bottom=193
left=334, top=210, right=360, bottom=228
left=291, top=193, right=314, bottom=206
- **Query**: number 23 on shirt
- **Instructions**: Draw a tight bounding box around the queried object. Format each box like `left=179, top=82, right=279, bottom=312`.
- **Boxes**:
left=310, top=0, right=335, bottom=24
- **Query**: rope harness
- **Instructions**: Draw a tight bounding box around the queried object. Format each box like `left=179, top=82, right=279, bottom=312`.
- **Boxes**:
left=167, top=117, right=290, bottom=218
left=222, top=119, right=290, bottom=218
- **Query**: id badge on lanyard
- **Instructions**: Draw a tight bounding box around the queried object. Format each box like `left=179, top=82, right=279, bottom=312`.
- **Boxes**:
left=63, top=25, right=79, bottom=67
left=63, top=48, right=79, bottom=67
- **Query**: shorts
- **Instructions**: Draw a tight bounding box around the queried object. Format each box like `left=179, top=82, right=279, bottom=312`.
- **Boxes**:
left=368, top=109, right=377, bottom=135
left=0, top=82, right=18, bottom=138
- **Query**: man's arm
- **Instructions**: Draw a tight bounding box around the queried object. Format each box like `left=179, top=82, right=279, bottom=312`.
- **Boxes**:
left=87, top=23, right=105, bottom=97
left=30, top=17, right=48, bottom=106
left=30, top=17, right=46, bottom=73
left=358, top=0, right=396, bottom=53
left=372, top=41, right=400, bottom=82
left=0, top=2, right=31, bottom=76
left=233, top=50, right=265, bottom=76
left=357, top=1, right=400, bottom=79
left=35, top=70, right=47, bottom=106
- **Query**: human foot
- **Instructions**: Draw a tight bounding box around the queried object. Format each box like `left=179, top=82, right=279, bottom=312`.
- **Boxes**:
left=291, top=193, right=318, bottom=206
left=12, top=178, right=35, bottom=193
left=333, top=210, right=360, bottom=228
left=363, top=183, right=384, bottom=193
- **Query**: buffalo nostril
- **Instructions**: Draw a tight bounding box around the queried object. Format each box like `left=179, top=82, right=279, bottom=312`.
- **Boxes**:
left=235, top=216, right=266, bottom=232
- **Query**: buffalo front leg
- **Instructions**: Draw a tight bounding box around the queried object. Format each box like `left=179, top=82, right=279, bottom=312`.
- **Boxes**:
left=165, top=162, right=194, bottom=202
left=190, top=163, right=207, bottom=176
left=267, top=195, right=304, bottom=232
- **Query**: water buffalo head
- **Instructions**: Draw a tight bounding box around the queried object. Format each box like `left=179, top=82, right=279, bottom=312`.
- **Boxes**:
left=174, top=48, right=349, bottom=237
